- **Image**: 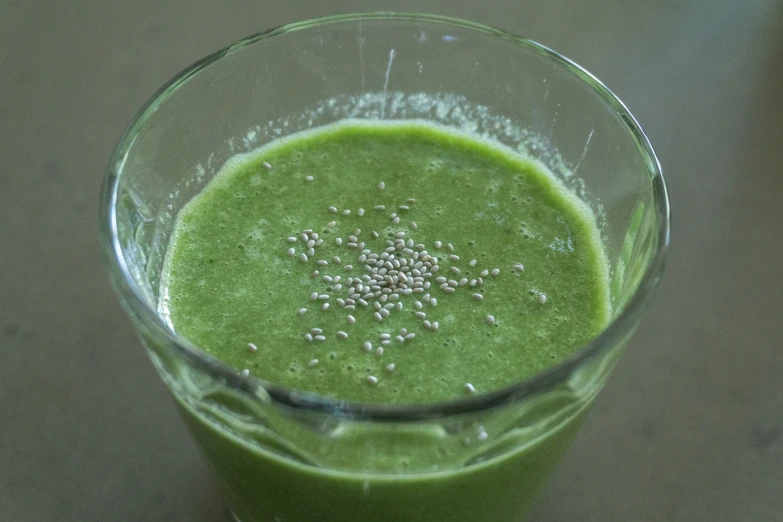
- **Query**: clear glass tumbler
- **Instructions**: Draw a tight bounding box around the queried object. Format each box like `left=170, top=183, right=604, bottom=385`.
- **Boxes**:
left=100, top=13, right=669, bottom=522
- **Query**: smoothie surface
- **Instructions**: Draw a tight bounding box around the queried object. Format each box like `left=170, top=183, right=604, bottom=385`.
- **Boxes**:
left=161, top=120, right=609, bottom=404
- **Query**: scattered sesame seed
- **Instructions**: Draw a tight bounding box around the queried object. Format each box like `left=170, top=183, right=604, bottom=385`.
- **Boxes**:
left=380, top=333, right=391, bottom=340
left=311, top=328, right=323, bottom=334
left=362, top=341, right=372, bottom=352
left=344, top=265, right=353, bottom=271
left=480, top=270, right=489, bottom=277
left=465, top=383, right=476, bottom=394
left=310, top=292, right=318, bottom=301
left=491, top=268, right=500, bottom=277
left=347, top=315, right=356, bottom=324
left=307, top=247, right=315, bottom=257
left=327, top=221, right=336, bottom=228
left=305, top=175, right=314, bottom=182
left=300, top=233, right=308, bottom=241
left=432, top=321, right=440, bottom=331
left=332, top=256, right=341, bottom=264
left=373, top=312, right=382, bottom=322
left=399, top=205, right=410, bottom=211
left=472, top=293, right=484, bottom=301
left=342, top=209, right=351, bottom=216
left=378, top=181, right=385, bottom=190
left=486, top=315, right=495, bottom=325
left=392, top=216, right=400, bottom=224
left=407, top=198, right=416, bottom=204
left=410, top=221, right=417, bottom=230
left=459, top=278, right=468, bottom=286
left=337, top=331, right=348, bottom=339
left=321, top=303, right=330, bottom=311
left=304, top=333, right=313, bottom=342
left=443, top=287, right=455, bottom=294
left=314, top=335, right=326, bottom=342
left=376, top=347, right=384, bottom=357
left=297, top=308, right=307, bottom=316
left=240, top=369, right=250, bottom=377
left=262, top=161, right=272, bottom=169
left=434, top=241, right=442, bottom=249
left=423, top=320, right=432, bottom=329
left=414, top=301, right=423, bottom=309
left=385, top=363, right=396, bottom=372
left=248, top=343, right=258, bottom=352
left=372, top=231, right=379, bottom=238
left=367, top=375, right=379, bottom=385
left=447, top=243, right=454, bottom=252
left=513, top=263, right=524, bottom=272
left=430, top=298, right=438, bottom=307
left=448, top=255, right=460, bottom=261
left=381, top=339, right=391, bottom=345
left=287, top=236, right=297, bottom=243
left=538, top=293, right=547, bottom=304
left=451, top=267, right=461, bottom=274
left=396, top=335, right=405, bottom=343
left=469, top=259, right=477, bottom=267
left=328, top=206, right=338, bottom=213
left=287, top=248, right=295, bottom=257
left=309, top=359, right=319, bottom=367
left=318, top=294, right=329, bottom=300
left=405, top=332, right=416, bottom=340
left=380, top=309, right=390, bottom=318
left=477, top=430, right=488, bottom=442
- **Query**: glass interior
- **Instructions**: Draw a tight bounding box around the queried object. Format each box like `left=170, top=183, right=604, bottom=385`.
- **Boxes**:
left=105, top=14, right=668, bottom=417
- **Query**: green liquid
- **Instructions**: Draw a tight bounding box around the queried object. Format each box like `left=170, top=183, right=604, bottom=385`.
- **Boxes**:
left=161, top=120, right=610, bottom=521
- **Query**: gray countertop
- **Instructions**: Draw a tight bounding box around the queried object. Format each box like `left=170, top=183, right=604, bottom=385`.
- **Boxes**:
left=2, top=1, right=781, bottom=520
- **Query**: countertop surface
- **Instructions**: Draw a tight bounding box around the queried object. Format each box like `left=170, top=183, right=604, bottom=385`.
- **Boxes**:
left=2, top=1, right=782, bottom=520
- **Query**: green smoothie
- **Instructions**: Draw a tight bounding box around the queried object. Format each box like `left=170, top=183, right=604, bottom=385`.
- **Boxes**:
left=160, top=120, right=610, bottom=521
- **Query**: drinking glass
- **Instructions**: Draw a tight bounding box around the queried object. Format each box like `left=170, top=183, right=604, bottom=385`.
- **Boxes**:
left=100, top=13, right=669, bottom=522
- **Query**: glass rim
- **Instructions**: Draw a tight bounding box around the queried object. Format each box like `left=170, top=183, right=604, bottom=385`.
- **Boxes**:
left=100, top=12, right=670, bottom=422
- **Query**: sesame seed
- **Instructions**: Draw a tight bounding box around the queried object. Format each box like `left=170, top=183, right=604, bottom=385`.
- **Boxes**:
left=310, top=292, right=318, bottom=301
left=311, top=328, right=323, bottom=334
left=469, top=259, right=477, bottom=267
left=317, top=260, right=329, bottom=267
left=321, top=303, right=330, bottom=311
left=367, top=375, right=379, bottom=385
left=307, top=247, right=315, bottom=257
left=448, top=280, right=458, bottom=288
left=312, top=233, right=320, bottom=240
left=491, top=268, right=500, bottom=277
left=309, top=359, right=319, bottom=367
left=486, top=315, right=495, bottom=325
left=248, top=342, right=258, bottom=352
left=443, top=287, right=455, bottom=294
left=305, top=175, right=314, bottom=182
left=372, top=230, right=379, bottom=238
left=297, top=308, right=307, bottom=316
left=381, top=339, right=391, bottom=345
left=415, top=311, right=426, bottom=319
left=434, top=241, right=442, bottom=249
left=327, top=221, right=337, bottom=228
left=362, top=341, right=372, bottom=352
left=414, top=301, right=423, bottom=309
left=480, top=270, right=489, bottom=277
left=300, top=233, right=308, bottom=241
left=304, top=333, right=313, bottom=342
left=375, top=205, right=385, bottom=211
left=430, top=298, right=438, bottom=307
left=448, top=255, right=460, bottom=261
left=314, top=335, right=326, bottom=342
left=240, top=369, right=250, bottom=377
left=436, top=277, right=447, bottom=284
left=396, top=335, right=405, bottom=343
left=373, top=312, right=382, bottom=322
left=423, top=320, right=432, bottom=329
left=344, top=265, right=353, bottom=271
left=376, top=347, right=384, bottom=357
left=392, top=216, right=400, bottom=224
left=335, top=237, right=343, bottom=246
left=395, top=302, right=403, bottom=310
left=477, top=430, right=488, bottom=442
left=337, top=331, right=348, bottom=340
left=318, top=294, right=330, bottom=300
left=342, top=209, right=351, bottom=216
left=464, top=383, right=476, bottom=394
left=469, top=279, right=477, bottom=286
left=328, top=206, right=338, bottom=213
left=358, top=299, right=368, bottom=306
left=451, top=267, right=461, bottom=274
left=287, top=248, right=295, bottom=257
left=447, top=243, right=455, bottom=252
left=432, top=321, right=439, bottom=331
left=459, top=278, right=468, bottom=286
left=347, top=315, right=356, bottom=324
left=410, top=222, right=417, bottom=230
left=399, top=205, right=410, bottom=211
left=385, top=363, right=396, bottom=372
left=513, top=263, right=525, bottom=272
left=478, top=277, right=484, bottom=285
left=380, top=333, right=391, bottom=340
left=538, top=293, right=547, bottom=304
left=262, top=161, right=272, bottom=169
left=332, top=256, right=341, bottom=264
left=323, top=275, right=333, bottom=284
left=378, top=181, right=385, bottom=190
left=287, top=236, right=297, bottom=243
left=472, top=293, right=484, bottom=301
left=380, top=309, right=390, bottom=318
left=407, top=198, right=416, bottom=204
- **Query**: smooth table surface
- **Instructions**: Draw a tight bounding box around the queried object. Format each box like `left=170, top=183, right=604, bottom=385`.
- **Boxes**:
left=1, top=1, right=781, bottom=521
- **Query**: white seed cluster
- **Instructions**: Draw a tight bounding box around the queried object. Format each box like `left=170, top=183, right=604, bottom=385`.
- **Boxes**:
left=273, top=184, right=543, bottom=391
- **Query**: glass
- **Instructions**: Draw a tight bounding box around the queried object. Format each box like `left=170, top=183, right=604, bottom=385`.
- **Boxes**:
left=100, top=13, right=669, bottom=522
